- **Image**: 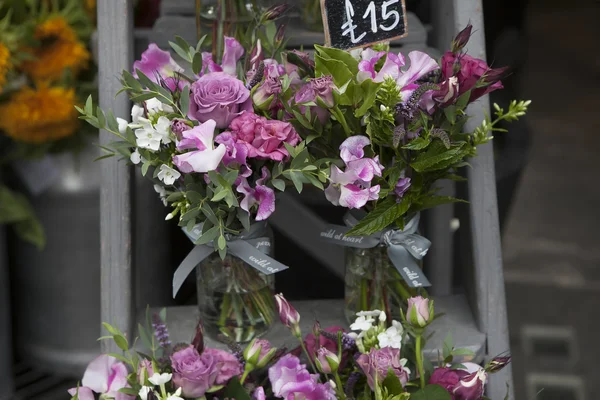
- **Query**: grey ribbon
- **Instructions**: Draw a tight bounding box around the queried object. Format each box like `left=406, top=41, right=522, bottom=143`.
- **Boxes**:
left=320, top=212, right=432, bottom=288
left=173, top=222, right=288, bottom=297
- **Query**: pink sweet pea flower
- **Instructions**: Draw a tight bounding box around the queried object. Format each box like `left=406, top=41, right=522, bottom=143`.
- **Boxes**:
left=222, top=36, right=244, bottom=76
left=173, top=120, right=226, bottom=173
left=397, top=51, right=440, bottom=88
left=133, top=43, right=184, bottom=90
left=68, top=355, right=134, bottom=400
left=236, top=167, right=276, bottom=221
left=357, top=50, right=406, bottom=83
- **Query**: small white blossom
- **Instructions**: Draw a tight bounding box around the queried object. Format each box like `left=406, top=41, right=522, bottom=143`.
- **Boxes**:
left=155, top=116, right=173, bottom=144
left=400, top=358, right=411, bottom=375
left=135, top=119, right=162, bottom=151
left=356, top=310, right=381, bottom=317
left=379, top=311, right=387, bottom=322
left=377, top=321, right=404, bottom=349
left=166, top=387, right=184, bottom=400
left=380, top=104, right=388, bottom=112
left=154, top=184, right=168, bottom=206
left=139, top=386, right=152, bottom=400
left=130, top=149, right=142, bottom=164
left=116, top=117, right=129, bottom=134
left=145, top=98, right=174, bottom=115
left=157, top=164, right=181, bottom=186
left=131, top=104, right=144, bottom=123
left=329, top=379, right=336, bottom=389
left=350, top=315, right=375, bottom=332
left=148, top=372, right=172, bottom=386
left=165, top=213, right=174, bottom=221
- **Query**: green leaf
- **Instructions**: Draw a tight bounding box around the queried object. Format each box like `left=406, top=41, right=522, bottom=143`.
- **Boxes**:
left=135, top=69, right=158, bottom=90
left=402, top=136, right=431, bottom=150
left=141, top=161, right=150, bottom=176
left=118, top=387, right=139, bottom=396
left=223, top=377, right=252, bottom=400
left=0, top=186, right=32, bottom=223
left=169, top=41, right=190, bottom=61
left=444, top=105, right=457, bottom=125
left=346, top=198, right=409, bottom=236
left=192, top=52, right=203, bottom=75
left=201, top=204, right=219, bottom=225
left=456, top=90, right=471, bottom=110
left=314, top=44, right=359, bottom=74
left=410, top=384, right=452, bottom=400
left=166, top=192, right=184, bottom=202
left=85, top=95, right=93, bottom=114
left=107, top=352, right=131, bottom=364
left=186, top=191, right=203, bottom=205
left=237, top=208, right=250, bottom=231
left=443, top=333, right=453, bottom=360
left=121, top=70, right=143, bottom=92
left=451, top=348, right=476, bottom=357
left=355, top=80, right=381, bottom=117
left=138, top=323, right=153, bottom=350
left=195, top=226, right=219, bottom=245
left=410, top=142, right=465, bottom=173
left=96, top=107, right=106, bottom=129
left=211, top=189, right=229, bottom=202
left=314, top=54, right=353, bottom=88
left=180, top=85, right=190, bottom=116
left=181, top=208, right=200, bottom=222
left=383, top=368, right=404, bottom=394
left=14, top=217, right=45, bottom=250
left=272, top=178, right=286, bottom=192
left=217, top=235, right=227, bottom=250
left=113, top=334, right=129, bottom=351
left=287, top=171, right=304, bottom=193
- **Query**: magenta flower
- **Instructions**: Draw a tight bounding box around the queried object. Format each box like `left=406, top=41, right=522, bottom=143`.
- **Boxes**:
left=275, top=293, right=301, bottom=334
left=315, top=347, right=340, bottom=373
left=356, top=348, right=410, bottom=390
left=133, top=43, right=183, bottom=89
left=407, top=296, right=431, bottom=327
left=222, top=36, right=244, bottom=76
left=200, top=52, right=222, bottom=75
left=228, top=112, right=301, bottom=161
left=215, top=131, right=249, bottom=167
left=394, top=177, right=412, bottom=200
left=68, top=355, right=134, bottom=400
left=253, top=387, right=267, bottom=400
left=429, top=367, right=469, bottom=396
left=236, top=167, right=276, bottom=221
left=304, top=326, right=344, bottom=362
left=172, top=120, right=226, bottom=173
left=170, top=345, right=223, bottom=397
left=397, top=51, right=440, bottom=89
left=453, top=369, right=487, bottom=400
left=357, top=49, right=406, bottom=83
left=294, top=76, right=335, bottom=124
left=325, top=135, right=382, bottom=209
left=252, top=59, right=284, bottom=110
left=188, top=72, right=253, bottom=129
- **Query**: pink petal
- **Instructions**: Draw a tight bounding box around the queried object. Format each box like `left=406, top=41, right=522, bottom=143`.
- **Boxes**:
left=222, top=37, right=244, bottom=76
left=339, top=184, right=371, bottom=209
left=255, top=185, right=275, bottom=220
left=329, top=165, right=359, bottom=186
left=397, top=51, right=440, bottom=88
left=173, top=144, right=226, bottom=173
left=324, top=184, right=341, bottom=206
left=375, top=52, right=405, bottom=82
left=339, top=135, right=370, bottom=164
left=106, top=362, right=130, bottom=397
left=68, top=386, right=95, bottom=400
left=81, top=355, right=116, bottom=393
left=236, top=178, right=255, bottom=212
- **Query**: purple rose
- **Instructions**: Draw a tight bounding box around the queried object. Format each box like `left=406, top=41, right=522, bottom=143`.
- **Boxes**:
left=429, top=367, right=468, bottom=396
left=202, top=348, right=242, bottom=385
left=228, top=112, right=301, bottom=161
left=356, top=348, right=410, bottom=390
left=170, top=345, right=219, bottom=398
left=188, top=72, right=252, bottom=129
left=294, top=76, right=335, bottom=124
left=268, top=354, right=314, bottom=398
left=394, top=177, right=411, bottom=200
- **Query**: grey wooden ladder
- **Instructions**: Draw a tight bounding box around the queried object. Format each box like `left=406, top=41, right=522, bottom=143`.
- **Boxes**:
left=92, top=0, right=514, bottom=399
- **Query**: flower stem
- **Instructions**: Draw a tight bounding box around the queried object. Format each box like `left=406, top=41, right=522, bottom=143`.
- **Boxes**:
left=297, top=335, right=320, bottom=377
left=240, top=369, right=250, bottom=384
left=415, top=335, right=425, bottom=389
left=334, top=372, right=347, bottom=400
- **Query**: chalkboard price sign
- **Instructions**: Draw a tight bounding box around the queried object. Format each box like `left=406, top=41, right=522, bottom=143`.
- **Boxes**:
left=320, top=0, right=408, bottom=50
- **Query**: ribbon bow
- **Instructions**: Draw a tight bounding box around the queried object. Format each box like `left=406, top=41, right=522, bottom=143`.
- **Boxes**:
left=320, top=212, right=431, bottom=288
left=172, top=222, right=288, bottom=297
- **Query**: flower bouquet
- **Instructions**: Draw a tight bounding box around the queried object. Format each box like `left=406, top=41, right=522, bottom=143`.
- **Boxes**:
left=78, top=9, right=330, bottom=342
left=69, top=294, right=511, bottom=400
left=280, top=25, right=530, bottom=320
left=0, top=0, right=95, bottom=248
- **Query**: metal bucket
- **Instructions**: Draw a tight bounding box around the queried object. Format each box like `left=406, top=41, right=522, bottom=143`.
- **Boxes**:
left=12, top=144, right=171, bottom=376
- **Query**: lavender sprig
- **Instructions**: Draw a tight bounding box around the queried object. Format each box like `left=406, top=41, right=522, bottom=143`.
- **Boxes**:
left=152, top=313, right=171, bottom=349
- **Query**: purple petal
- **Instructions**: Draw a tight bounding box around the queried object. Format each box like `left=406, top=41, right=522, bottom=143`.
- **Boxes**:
left=324, top=184, right=341, bottom=206
left=222, top=37, right=244, bottom=76
left=202, top=52, right=222, bottom=74
left=346, top=158, right=383, bottom=183
left=256, top=166, right=271, bottom=186
left=339, top=135, right=370, bottom=164
left=133, top=43, right=183, bottom=82
left=368, top=185, right=381, bottom=201
left=176, top=120, right=218, bottom=151
left=173, top=144, right=226, bottom=173
left=339, top=184, right=371, bottom=209
left=106, top=362, right=129, bottom=397
left=375, top=52, right=405, bottom=82
left=236, top=178, right=255, bottom=212
left=81, top=355, right=116, bottom=393
left=329, top=165, right=358, bottom=185
left=68, top=387, right=95, bottom=400
left=397, top=51, right=440, bottom=88
left=255, top=185, right=275, bottom=220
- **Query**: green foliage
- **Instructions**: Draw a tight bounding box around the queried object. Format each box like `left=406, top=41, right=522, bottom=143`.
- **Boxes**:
left=410, top=384, right=452, bottom=400
left=0, top=184, right=45, bottom=249
left=346, top=198, right=410, bottom=236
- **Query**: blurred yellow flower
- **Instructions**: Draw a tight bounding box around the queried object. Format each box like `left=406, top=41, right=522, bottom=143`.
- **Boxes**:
left=0, top=84, right=79, bottom=143
left=0, top=42, right=11, bottom=94
left=20, top=16, right=90, bottom=82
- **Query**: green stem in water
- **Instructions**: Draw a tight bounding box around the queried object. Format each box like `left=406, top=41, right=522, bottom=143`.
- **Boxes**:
left=360, top=278, right=369, bottom=311
left=415, top=335, right=425, bottom=389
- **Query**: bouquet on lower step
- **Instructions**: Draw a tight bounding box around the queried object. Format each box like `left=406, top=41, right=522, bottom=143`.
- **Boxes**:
left=69, top=294, right=511, bottom=400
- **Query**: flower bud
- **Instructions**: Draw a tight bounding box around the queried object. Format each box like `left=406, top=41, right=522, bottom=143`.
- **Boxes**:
left=191, top=320, right=204, bottom=355
left=275, top=24, right=286, bottom=45
left=406, top=296, right=432, bottom=328
left=137, top=359, right=154, bottom=386
left=263, top=4, right=291, bottom=20
left=485, top=355, right=511, bottom=373
left=315, top=347, right=340, bottom=374
left=453, top=369, right=487, bottom=400
left=452, top=23, right=473, bottom=53
left=275, top=293, right=301, bottom=336
left=244, top=338, right=277, bottom=368
left=481, top=66, right=510, bottom=86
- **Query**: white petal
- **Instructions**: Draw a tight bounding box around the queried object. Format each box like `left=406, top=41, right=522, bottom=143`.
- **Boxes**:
left=130, top=149, right=141, bottom=164
left=117, top=117, right=129, bottom=134
left=131, top=105, right=144, bottom=123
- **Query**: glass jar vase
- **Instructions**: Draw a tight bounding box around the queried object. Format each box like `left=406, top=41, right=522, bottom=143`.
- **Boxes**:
left=344, top=245, right=419, bottom=323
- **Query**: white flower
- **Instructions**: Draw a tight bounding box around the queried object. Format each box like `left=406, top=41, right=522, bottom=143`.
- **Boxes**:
left=379, top=311, right=387, bottom=322
left=130, top=149, right=142, bottom=164
left=153, top=184, right=168, bottom=206
left=148, top=372, right=172, bottom=386
left=377, top=321, right=404, bottom=349
left=157, top=164, right=181, bottom=186
left=135, top=119, right=162, bottom=151
left=116, top=117, right=129, bottom=134
left=146, top=98, right=174, bottom=114
left=139, top=386, right=152, bottom=400
left=155, top=116, right=173, bottom=144
left=131, top=104, right=144, bottom=123
left=350, top=315, right=375, bottom=332
left=356, top=310, right=381, bottom=318
left=166, top=387, right=184, bottom=400
left=400, top=358, right=411, bottom=375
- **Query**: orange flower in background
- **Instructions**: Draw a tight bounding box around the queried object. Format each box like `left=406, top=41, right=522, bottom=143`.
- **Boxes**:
left=20, top=16, right=90, bottom=82
left=0, top=84, right=79, bottom=143
left=0, top=42, right=11, bottom=93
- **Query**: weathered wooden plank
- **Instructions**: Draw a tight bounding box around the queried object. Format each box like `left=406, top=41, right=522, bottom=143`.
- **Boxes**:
left=431, top=1, right=514, bottom=398
left=0, top=226, right=14, bottom=400
left=97, top=0, right=135, bottom=353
